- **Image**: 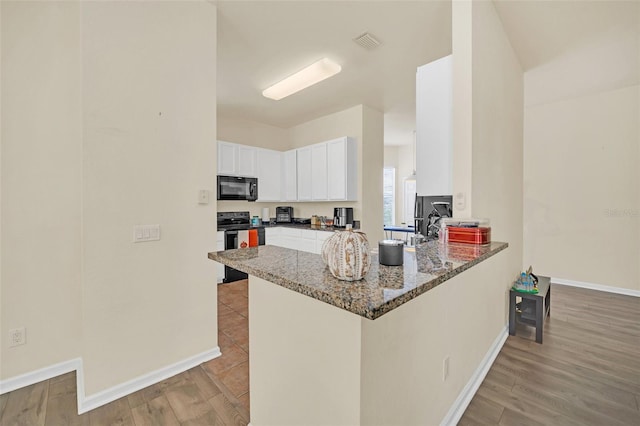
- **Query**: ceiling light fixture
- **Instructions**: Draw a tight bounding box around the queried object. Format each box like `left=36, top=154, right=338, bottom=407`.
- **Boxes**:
left=262, top=58, right=342, bottom=101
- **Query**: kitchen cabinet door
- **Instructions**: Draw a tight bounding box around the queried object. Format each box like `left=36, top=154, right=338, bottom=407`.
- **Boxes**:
left=416, top=55, right=452, bottom=196
left=217, top=141, right=256, bottom=177
left=265, top=227, right=284, bottom=248
left=311, top=143, right=328, bottom=200
left=257, top=148, right=282, bottom=201
left=327, top=137, right=357, bottom=201
left=282, top=150, right=297, bottom=201
left=315, top=230, right=332, bottom=254
left=217, top=141, right=237, bottom=176
left=296, top=147, right=312, bottom=201
left=237, top=145, right=257, bottom=177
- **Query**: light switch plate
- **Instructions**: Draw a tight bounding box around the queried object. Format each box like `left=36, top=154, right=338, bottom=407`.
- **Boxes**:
left=133, top=225, right=161, bottom=242
left=198, top=189, right=209, bottom=205
left=455, top=192, right=466, bottom=210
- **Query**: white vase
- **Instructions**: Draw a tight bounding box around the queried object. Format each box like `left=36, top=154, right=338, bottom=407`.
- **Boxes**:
left=321, top=229, right=371, bottom=281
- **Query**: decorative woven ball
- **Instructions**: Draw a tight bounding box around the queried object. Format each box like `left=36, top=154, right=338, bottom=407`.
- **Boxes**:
left=321, top=229, right=371, bottom=281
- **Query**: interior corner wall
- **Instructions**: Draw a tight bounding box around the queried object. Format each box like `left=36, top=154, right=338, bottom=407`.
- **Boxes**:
left=524, top=80, right=639, bottom=289
left=81, top=1, right=218, bottom=395
left=1, top=0, right=82, bottom=380
left=469, top=0, right=524, bottom=280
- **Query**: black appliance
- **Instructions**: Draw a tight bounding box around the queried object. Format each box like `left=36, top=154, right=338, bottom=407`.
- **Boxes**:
left=276, top=206, right=293, bottom=223
left=217, top=211, right=265, bottom=282
left=333, top=207, right=354, bottom=228
left=217, top=175, right=258, bottom=201
left=414, top=195, right=452, bottom=240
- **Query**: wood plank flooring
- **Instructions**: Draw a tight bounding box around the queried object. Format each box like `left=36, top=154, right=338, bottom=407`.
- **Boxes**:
left=460, top=284, right=640, bottom=426
left=2, top=282, right=637, bottom=425
left=0, top=280, right=250, bottom=426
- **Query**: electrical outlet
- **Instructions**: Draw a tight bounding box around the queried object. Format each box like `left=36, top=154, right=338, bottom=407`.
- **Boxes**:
left=9, top=327, right=26, bottom=347
left=443, top=356, right=450, bottom=381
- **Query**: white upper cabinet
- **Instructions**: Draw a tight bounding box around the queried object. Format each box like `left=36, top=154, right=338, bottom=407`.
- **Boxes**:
left=218, top=138, right=356, bottom=202
left=256, top=148, right=282, bottom=202
left=217, top=141, right=237, bottom=175
left=217, top=141, right=256, bottom=177
left=416, top=55, right=452, bottom=196
left=296, top=147, right=312, bottom=201
left=327, top=137, right=357, bottom=201
left=237, top=145, right=257, bottom=177
left=282, top=149, right=298, bottom=201
left=311, top=143, right=328, bottom=200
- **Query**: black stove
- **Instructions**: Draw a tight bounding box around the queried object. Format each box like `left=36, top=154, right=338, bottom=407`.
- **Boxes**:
left=217, top=211, right=265, bottom=283
left=217, top=211, right=252, bottom=230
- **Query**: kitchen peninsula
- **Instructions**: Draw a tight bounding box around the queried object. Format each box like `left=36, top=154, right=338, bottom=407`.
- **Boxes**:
left=209, top=240, right=509, bottom=425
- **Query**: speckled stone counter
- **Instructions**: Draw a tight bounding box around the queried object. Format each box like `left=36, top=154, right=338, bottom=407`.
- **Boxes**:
left=208, top=240, right=507, bottom=320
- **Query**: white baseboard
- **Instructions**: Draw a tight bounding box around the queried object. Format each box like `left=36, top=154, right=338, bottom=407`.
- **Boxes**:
left=440, top=326, right=508, bottom=426
left=0, top=347, right=221, bottom=415
left=552, top=277, right=640, bottom=298
left=78, top=347, right=221, bottom=414
left=0, top=358, right=82, bottom=395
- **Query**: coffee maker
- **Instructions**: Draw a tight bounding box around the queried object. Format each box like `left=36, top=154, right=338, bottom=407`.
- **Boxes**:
left=333, top=207, right=354, bottom=228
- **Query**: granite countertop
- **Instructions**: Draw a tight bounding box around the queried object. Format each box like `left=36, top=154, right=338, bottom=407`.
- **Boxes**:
left=209, top=240, right=508, bottom=320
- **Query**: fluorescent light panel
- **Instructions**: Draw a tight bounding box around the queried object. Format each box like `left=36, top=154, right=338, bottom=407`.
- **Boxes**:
left=262, top=58, right=341, bottom=100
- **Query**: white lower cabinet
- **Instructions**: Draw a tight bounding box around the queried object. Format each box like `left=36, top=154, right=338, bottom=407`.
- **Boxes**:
left=265, top=227, right=333, bottom=254
left=298, top=229, right=318, bottom=253
left=315, top=230, right=333, bottom=254
left=216, top=231, right=225, bottom=283
left=265, top=227, right=283, bottom=248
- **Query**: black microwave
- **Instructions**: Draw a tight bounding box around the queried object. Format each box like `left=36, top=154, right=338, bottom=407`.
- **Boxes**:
left=217, top=176, right=258, bottom=201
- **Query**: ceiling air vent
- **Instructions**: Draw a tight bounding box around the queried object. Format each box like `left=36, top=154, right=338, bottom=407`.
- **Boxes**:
left=353, top=32, right=381, bottom=50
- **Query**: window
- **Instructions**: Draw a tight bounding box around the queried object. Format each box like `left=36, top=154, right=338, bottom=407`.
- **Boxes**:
left=404, top=177, right=416, bottom=225
left=383, top=167, right=395, bottom=226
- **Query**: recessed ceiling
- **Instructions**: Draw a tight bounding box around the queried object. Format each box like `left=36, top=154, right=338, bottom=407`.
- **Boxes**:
left=216, top=0, right=452, bottom=146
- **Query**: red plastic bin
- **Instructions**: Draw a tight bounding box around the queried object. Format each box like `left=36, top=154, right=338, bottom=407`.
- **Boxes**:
left=447, top=226, right=491, bottom=245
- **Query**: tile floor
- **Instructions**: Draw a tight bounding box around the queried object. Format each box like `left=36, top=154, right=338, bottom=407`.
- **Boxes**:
left=205, top=279, right=250, bottom=412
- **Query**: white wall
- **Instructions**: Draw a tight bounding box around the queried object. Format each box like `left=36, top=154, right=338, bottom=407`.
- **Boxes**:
left=361, top=105, right=385, bottom=241
left=1, top=0, right=219, bottom=401
left=453, top=0, right=524, bottom=277
left=1, top=0, right=82, bottom=379
left=249, top=276, right=362, bottom=426
left=469, top=0, right=524, bottom=278
left=81, top=1, right=218, bottom=394
left=218, top=115, right=289, bottom=151
left=448, top=1, right=525, bottom=416
left=523, top=22, right=639, bottom=291
left=361, top=251, right=509, bottom=425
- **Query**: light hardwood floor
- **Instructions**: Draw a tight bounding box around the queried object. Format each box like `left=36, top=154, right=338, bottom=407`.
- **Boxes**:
left=460, top=284, right=640, bottom=426
left=0, top=280, right=250, bottom=426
